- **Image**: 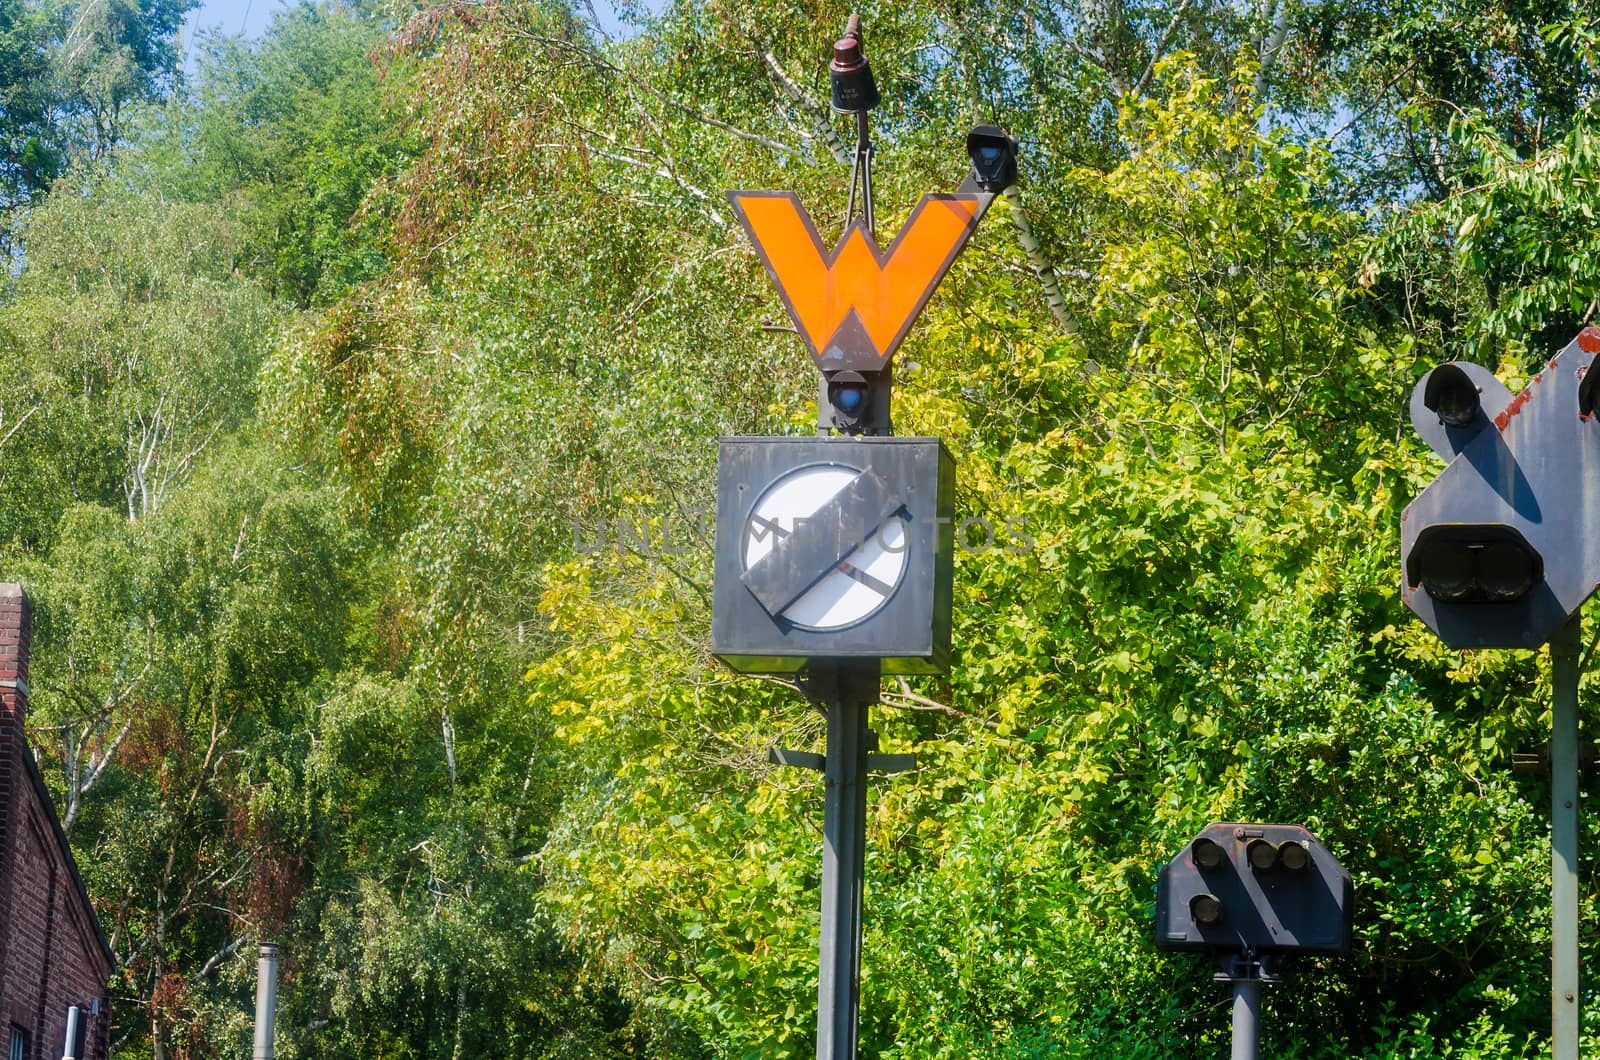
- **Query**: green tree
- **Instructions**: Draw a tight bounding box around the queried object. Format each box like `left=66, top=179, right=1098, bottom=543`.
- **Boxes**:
left=0, top=0, right=64, bottom=206
left=184, top=0, right=404, bottom=303
left=47, top=0, right=195, bottom=160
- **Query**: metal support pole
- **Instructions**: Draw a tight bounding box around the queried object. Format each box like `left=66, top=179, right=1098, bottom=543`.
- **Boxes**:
left=1551, top=615, right=1581, bottom=1060
left=815, top=662, right=877, bottom=1060
left=1215, top=953, right=1274, bottom=1060
left=60, top=1006, right=79, bottom=1060
left=253, top=943, right=280, bottom=1060
left=855, top=110, right=874, bottom=241
left=1230, top=979, right=1261, bottom=1060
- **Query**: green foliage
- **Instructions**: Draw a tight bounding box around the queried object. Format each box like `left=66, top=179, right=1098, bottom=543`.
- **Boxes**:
left=0, top=0, right=61, bottom=203
left=184, top=0, right=405, bottom=302
left=1370, top=111, right=1600, bottom=363
left=2, top=0, right=1599, bottom=1056
left=1068, top=58, right=1371, bottom=463
left=24, top=440, right=358, bottom=1058
left=45, top=0, right=196, bottom=160
left=0, top=165, right=277, bottom=542
left=0, top=0, right=193, bottom=228
left=1280, top=0, right=1598, bottom=210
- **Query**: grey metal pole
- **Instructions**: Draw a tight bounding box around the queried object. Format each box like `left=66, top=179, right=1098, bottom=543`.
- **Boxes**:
left=1230, top=979, right=1261, bottom=1060
left=816, top=664, right=875, bottom=1060
left=1551, top=615, right=1581, bottom=1060
left=856, top=109, right=874, bottom=241
left=61, top=1006, right=79, bottom=1060
left=253, top=943, right=280, bottom=1060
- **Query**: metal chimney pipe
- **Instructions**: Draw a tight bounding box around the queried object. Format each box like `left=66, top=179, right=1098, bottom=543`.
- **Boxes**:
left=253, top=944, right=280, bottom=1060
left=61, top=1006, right=80, bottom=1060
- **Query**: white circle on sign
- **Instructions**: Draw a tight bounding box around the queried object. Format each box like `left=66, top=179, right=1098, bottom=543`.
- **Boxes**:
left=742, top=463, right=910, bottom=632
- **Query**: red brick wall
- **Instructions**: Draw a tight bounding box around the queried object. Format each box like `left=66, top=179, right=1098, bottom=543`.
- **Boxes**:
left=0, top=585, right=113, bottom=1060
left=0, top=582, right=31, bottom=729
left=0, top=585, right=27, bottom=1050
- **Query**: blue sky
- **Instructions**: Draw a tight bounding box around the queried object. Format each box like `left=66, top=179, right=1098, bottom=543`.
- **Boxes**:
left=180, top=0, right=633, bottom=58
left=183, top=0, right=283, bottom=45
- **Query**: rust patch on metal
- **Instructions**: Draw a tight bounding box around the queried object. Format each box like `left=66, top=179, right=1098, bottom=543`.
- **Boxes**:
left=1495, top=387, right=1534, bottom=430
left=1579, top=327, right=1600, bottom=353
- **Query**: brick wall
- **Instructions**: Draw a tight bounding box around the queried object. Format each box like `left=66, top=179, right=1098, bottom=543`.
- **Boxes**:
left=0, top=584, right=27, bottom=1048
left=0, top=586, right=113, bottom=1060
left=0, top=583, right=31, bottom=729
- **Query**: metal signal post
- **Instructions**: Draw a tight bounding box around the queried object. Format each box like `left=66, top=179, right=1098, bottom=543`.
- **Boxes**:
left=810, top=27, right=886, bottom=1057
left=1400, top=328, right=1600, bottom=1060
left=1551, top=615, right=1580, bottom=1057
left=810, top=663, right=874, bottom=1059
left=714, top=14, right=1017, bottom=1057
left=1157, top=824, right=1353, bottom=1059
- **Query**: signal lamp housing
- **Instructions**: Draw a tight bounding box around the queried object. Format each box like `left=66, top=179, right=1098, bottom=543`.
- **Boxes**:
left=829, top=21, right=879, bottom=113
left=1407, top=523, right=1542, bottom=604
left=1156, top=822, right=1353, bottom=957
left=822, top=369, right=889, bottom=435
left=1581, top=351, right=1600, bottom=419
left=1422, top=363, right=1483, bottom=427
left=965, top=125, right=1019, bottom=193
left=830, top=372, right=868, bottom=414
left=1399, top=332, right=1600, bottom=651
left=1407, top=361, right=1511, bottom=461
left=1246, top=839, right=1278, bottom=872
left=1277, top=841, right=1310, bottom=873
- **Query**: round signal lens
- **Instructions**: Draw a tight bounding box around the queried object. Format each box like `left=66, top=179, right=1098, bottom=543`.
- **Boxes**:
left=1190, top=893, right=1223, bottom=926
left=1192, top=837, right=1227, bottom=872
left=1247, top=839, right=1278, bottom=872
left=1476, top=541, right=1537, bottom=602
left=1417, top=541, right=1475, bottom=602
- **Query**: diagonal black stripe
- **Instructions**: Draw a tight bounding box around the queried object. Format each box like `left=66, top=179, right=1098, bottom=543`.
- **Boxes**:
left=836, top=559, right=896, bottom=597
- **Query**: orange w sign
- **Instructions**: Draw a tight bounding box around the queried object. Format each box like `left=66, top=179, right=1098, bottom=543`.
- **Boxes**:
left=729, top=190, right=985, bottom=371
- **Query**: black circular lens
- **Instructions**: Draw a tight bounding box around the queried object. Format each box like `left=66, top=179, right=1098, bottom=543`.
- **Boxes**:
left=1434, top=384, right=1479, bottom=426
left=1192, top=837, right=1226, bottom=872
left=1477, top=541, right=1536, bottom=601
left=1190, top=893, right=1223, bottom=926
left=1424, top=366, right=1482, bottom=428
left=1247, top=839, right=1277, bottom=872
left=1278, top=842, right=1310, bottom=872
left=1418, top=541, right=1475, bottom=601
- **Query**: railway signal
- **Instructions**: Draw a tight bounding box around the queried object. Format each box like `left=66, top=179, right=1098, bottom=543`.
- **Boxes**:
left=712, top=15, right=1017, bottom=1059
left=1399, top=327, right=1600, bottom=1060
left=1157, top=824, right=1352, bottom=1060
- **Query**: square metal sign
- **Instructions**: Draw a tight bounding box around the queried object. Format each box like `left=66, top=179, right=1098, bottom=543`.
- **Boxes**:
left=712, top=436, right=954, bottom=674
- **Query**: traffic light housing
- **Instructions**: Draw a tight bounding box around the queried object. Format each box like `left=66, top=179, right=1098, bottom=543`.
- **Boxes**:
left=1401, top=329, right=1600, bottom=649
left=1156, top=823, right=1353, bottom=956
left=820, top=368, right=891, bottom=435
left=964, top=125, right=1019, bottom=193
